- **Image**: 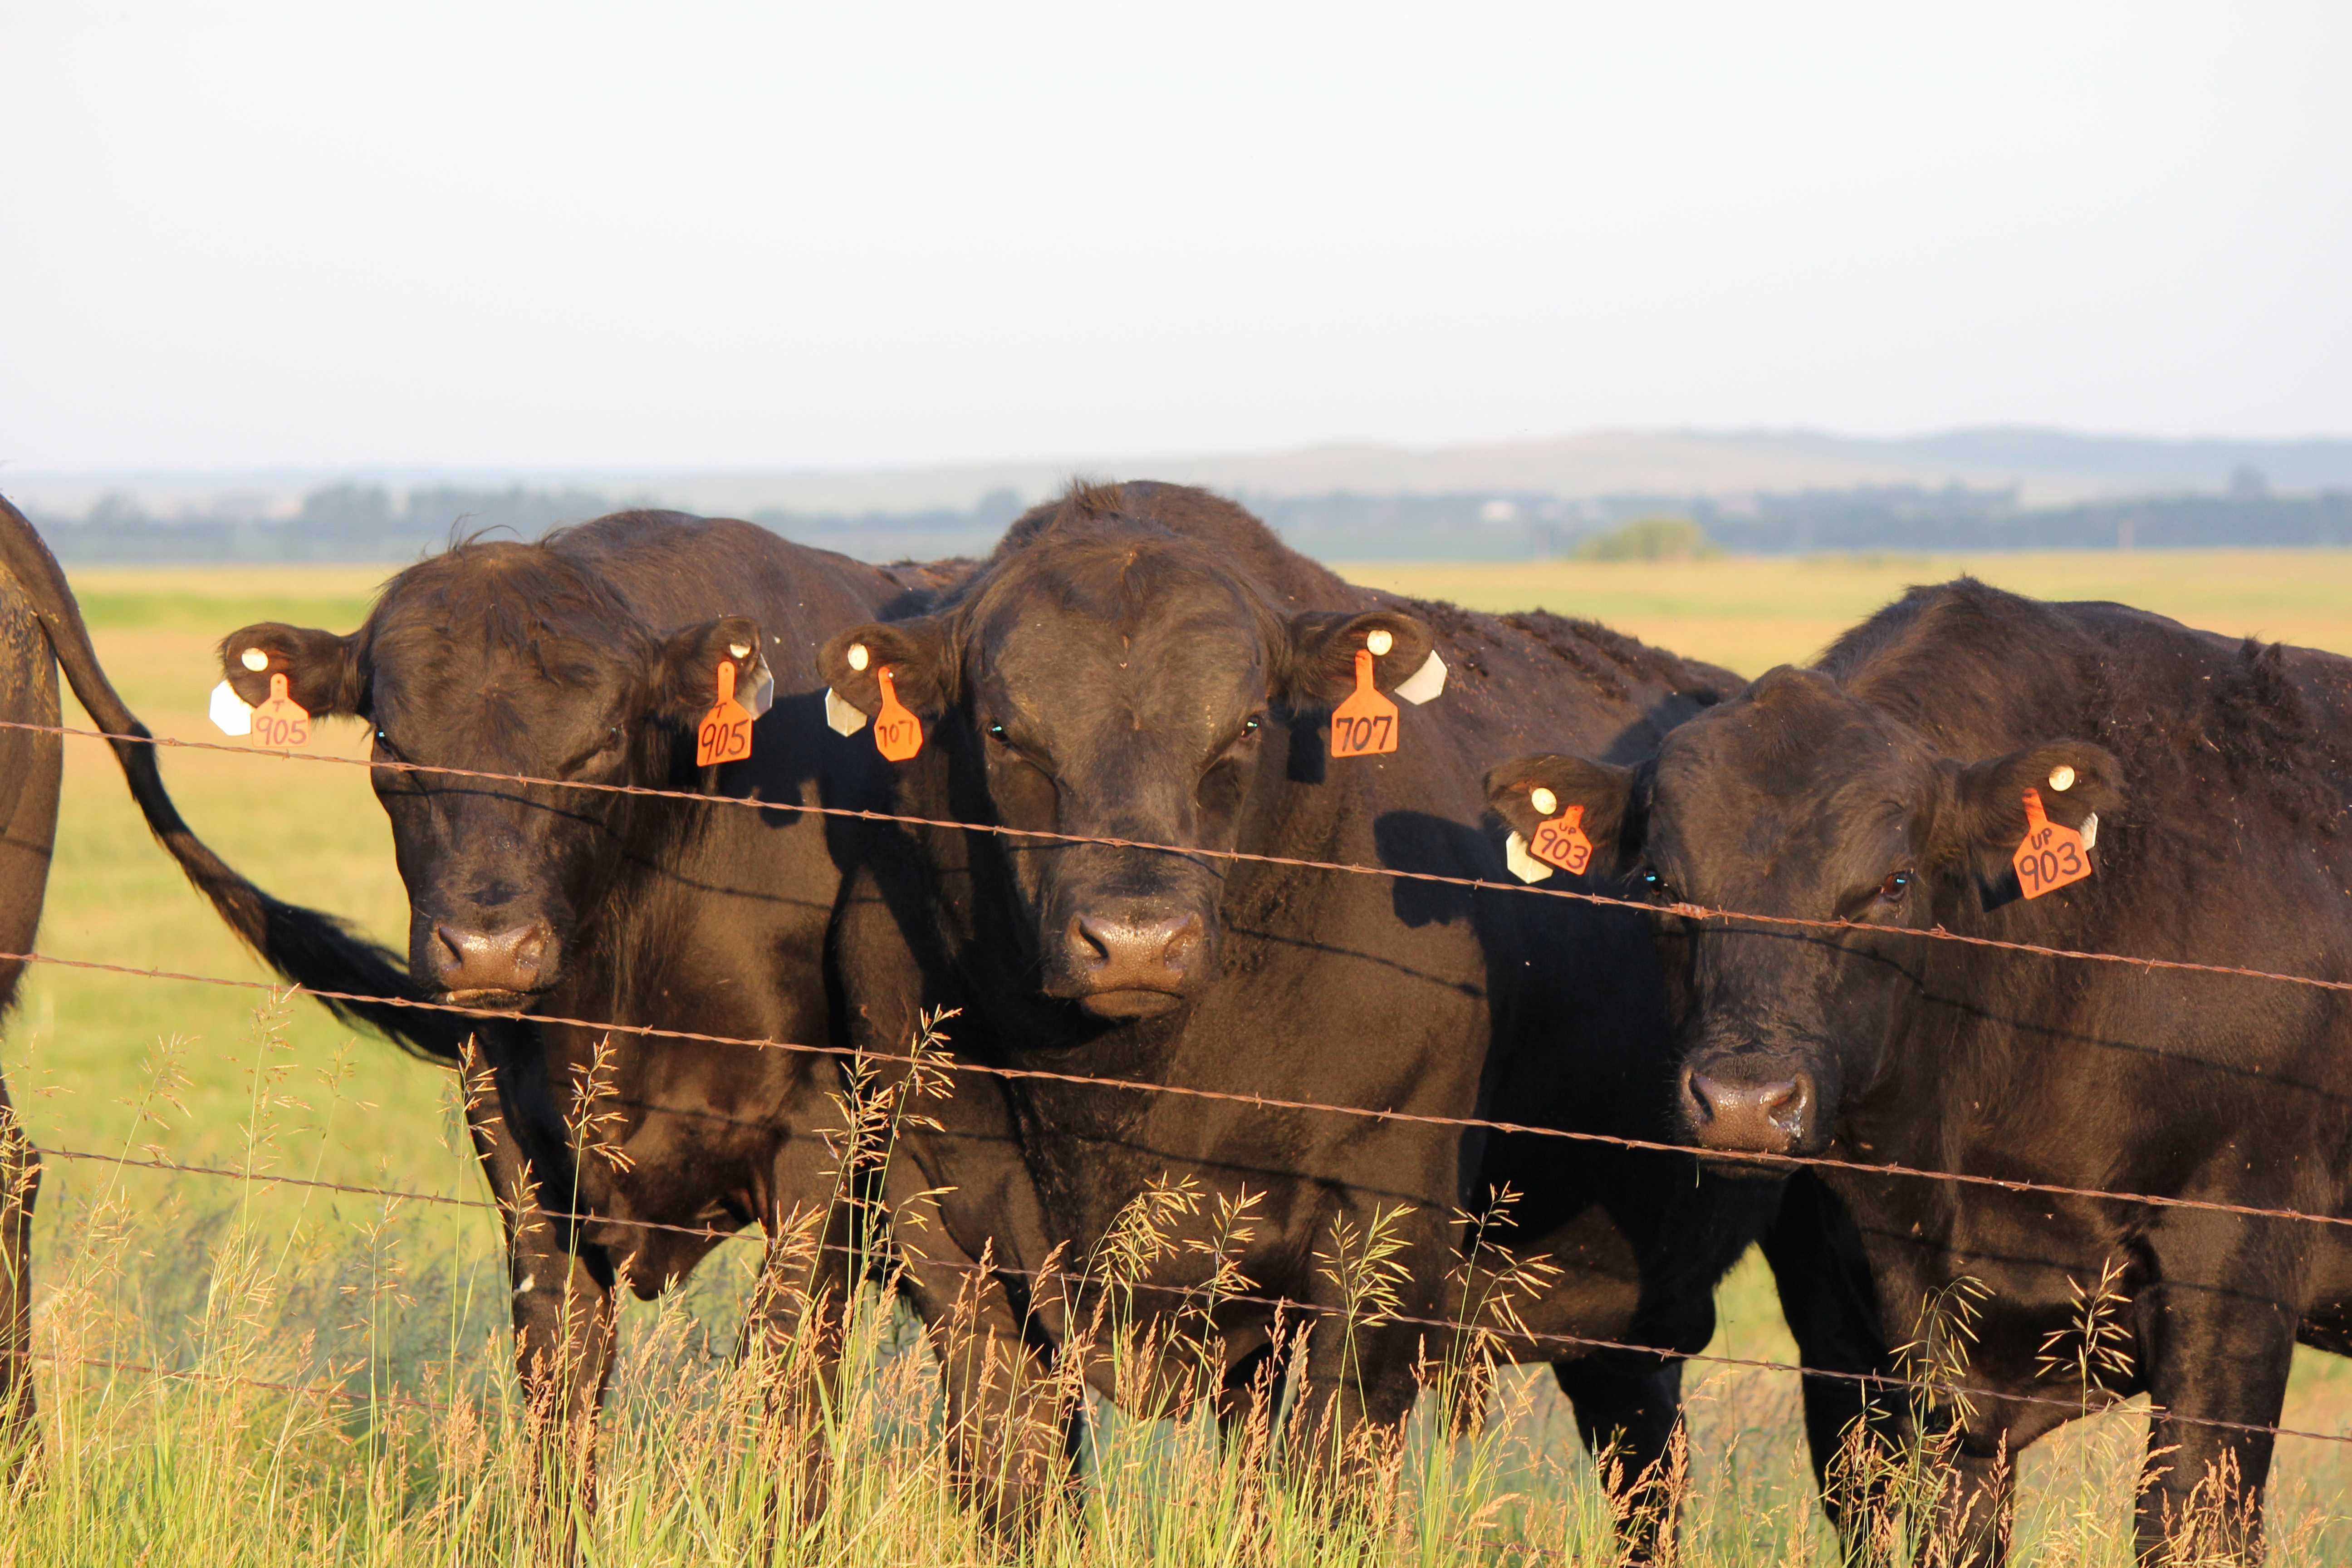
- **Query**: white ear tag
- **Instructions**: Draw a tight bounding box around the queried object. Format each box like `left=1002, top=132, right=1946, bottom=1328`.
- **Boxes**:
left=1393, top=650, right=1448, bottom=706
left=209, top=679, right=254, bottom=736
left=1504, top=829, right=1555, bottom=884
left=825, top=687, right=869, bottom=737
left=743, top=665, right=774, bottom=721
left=2079, top=813, right=2098, bottom=851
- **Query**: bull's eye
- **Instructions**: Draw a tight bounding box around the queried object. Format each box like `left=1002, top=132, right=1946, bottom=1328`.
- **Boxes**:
left=1879, top=869, right=1916, bottom=903
left=1243, top=715, right=1262, bottom=734
left=1638, top=867, right=1670, bottom=899
left=987, top=722, right=1009, bottom=743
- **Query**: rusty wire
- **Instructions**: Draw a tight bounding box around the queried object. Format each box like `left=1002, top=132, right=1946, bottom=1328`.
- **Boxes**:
left=13, top=714, right=2352, bottom=1451
left=39, top=1137, right=2352, bottom=1449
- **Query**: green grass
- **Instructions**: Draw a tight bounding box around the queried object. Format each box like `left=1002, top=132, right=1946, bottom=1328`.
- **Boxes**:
left=6, top=554, right=2351, bottom=1562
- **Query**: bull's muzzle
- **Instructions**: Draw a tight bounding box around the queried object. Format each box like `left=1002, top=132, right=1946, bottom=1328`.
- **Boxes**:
left=1681, top=1063, right=1821, bottom=1157
left=1056, top=907, right=1206, bottom=1019
left=426, top=916, right=556, bottom=1006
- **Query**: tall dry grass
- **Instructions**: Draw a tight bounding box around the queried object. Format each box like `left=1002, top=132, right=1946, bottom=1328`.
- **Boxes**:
left=1, top=992, right=2348, bottom=1564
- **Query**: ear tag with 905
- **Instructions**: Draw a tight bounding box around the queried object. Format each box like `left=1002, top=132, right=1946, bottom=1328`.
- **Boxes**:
left=2012, top=786, right=2092, bottom=899
left=1526, top=801, right=1594, bottom=875
left=873, top=666, right=923, bottom=761
left=250, top=673, right=312, bottom=750
left=1329, top=648, right=1399, bottom=759
left=696, top=660, right=755, bottom=767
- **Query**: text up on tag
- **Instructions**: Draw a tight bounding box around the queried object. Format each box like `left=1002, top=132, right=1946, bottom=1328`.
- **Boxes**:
left=1329, top=648, right=1399, bottom=759
left=1527, top=802, right=1594, bottom=875
left=250, top=673, right=312, bottom=750
left=873, top=666, right=923, bottom=762
left=696, top=661, right=755, bottom=768
left=2012, top=786, right=2092, bottom=899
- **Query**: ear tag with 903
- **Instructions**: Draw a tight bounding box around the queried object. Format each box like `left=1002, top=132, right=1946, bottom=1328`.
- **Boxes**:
left=2012, top=786, right=2092, bottom=899
left=250, top=673, right=312, bottom=750
left=1329, top=647, right=1399, bottom=759
left=1526, top=800, right=1594, bottom=875
left=872, top=666, right=923, bottom=761
left=696, top=660, right=755, bottom=767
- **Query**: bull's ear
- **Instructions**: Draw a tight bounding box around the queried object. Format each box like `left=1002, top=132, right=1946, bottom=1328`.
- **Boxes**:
left=1278, top=609, right=1436, bottom=706
left=1485, top=754, right=1640, bottom=864
left=1947, top=740, right=2122, bottom=858
left=818, top=617, right=953, bottom=717
left=651, top=616, right=772, bottom=723
left=219, top=623, right=361, bottom=715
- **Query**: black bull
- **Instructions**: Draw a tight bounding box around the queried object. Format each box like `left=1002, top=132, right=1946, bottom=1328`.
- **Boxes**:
left=819, top=482, right=1888, bottom=1526
left=217, top=511, right=962, bottom=1449
left=1490, top=578, right=2352, bottom=1564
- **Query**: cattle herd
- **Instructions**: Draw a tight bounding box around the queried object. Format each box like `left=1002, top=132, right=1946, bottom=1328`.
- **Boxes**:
left=0, top=481, right=2345, bottom=1563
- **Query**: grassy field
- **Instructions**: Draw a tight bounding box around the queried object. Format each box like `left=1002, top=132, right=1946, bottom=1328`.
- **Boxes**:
left=8, top=551, right=2352, bottom=1562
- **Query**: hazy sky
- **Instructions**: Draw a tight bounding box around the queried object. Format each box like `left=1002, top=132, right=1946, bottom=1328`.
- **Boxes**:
left=6, top=2, right=2347, bottom=472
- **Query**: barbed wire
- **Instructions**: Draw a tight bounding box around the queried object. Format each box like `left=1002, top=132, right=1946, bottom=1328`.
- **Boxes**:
left=13, top=714, right=2352, bottom=999
left=15, top=945, right=2352, bottom=1240
left=37, top=1136, right=2352, bottom=1450
left=40, top=1348, right=446, bottom=1413
left=20, top=712, right=2352, bottom=1455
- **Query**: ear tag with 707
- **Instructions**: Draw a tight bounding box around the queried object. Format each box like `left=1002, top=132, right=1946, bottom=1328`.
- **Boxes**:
left=1526, top=797, right=1594, bottom=876
left=250, top=673, right=312, bottom=750
left=2012, top=785, right=2092, bottom=899
left=873, top=666, right=923, bottom=761
left=696, top=661, right=755, bottom=767
left=1330, top=647, right=1399, bottom=759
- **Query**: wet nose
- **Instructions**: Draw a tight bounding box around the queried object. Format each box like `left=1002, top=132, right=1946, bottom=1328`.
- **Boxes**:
left=1064, top=910, right=1204, bottom=994
left=430, top=919, right=553, bottom=997
left=1683, top=1068, right=1816, bottom=1155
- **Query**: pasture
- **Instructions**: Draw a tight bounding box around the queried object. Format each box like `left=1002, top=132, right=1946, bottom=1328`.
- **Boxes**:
left=14, top=548, right=2352, bottom=1562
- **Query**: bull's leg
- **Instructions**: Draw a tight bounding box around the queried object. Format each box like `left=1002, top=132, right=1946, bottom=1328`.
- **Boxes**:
left=1286, top=1203, right=1456, bottom=1509
left=2133, top=1279, right=2294, bottom=1566
left=738, top=1134, right=862, bottom=1539
left=0, top=1078, right=38, bottom=1467
left=460, top=1041, right=617, bottom=1560
left=1927, top=1445, right=2016, bottom=1568
left=1216, top=1338, right=1293, bottom=1450
left=881, top=1166, right=1072, bottom=1533
left=1553, top=1358, right=1685, bottom=1564
left=1760, top=1175, right=1901, bottom=1556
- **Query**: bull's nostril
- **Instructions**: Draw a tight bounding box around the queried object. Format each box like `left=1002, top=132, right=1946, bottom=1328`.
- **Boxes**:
left=1069, top=915, right=1113, bottom=969
left=1762, top=1077, right=1813, bottom=1135
left=512, top=927, right=548, bottom=973
left=1159, top=916, right=1204, bottom=969
left=1685, top=1071, right=1722, bottom=1126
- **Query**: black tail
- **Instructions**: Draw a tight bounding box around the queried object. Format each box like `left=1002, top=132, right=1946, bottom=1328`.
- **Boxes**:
left=0, top=494, right=470, bottom=1064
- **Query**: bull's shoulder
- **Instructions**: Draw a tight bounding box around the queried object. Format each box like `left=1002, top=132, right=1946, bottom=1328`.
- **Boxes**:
left=1383, top=595, right=1735, bottom=708
left=546, top=510, right=935, bottom=625
left=1832, top=578, right=2352, bottom=833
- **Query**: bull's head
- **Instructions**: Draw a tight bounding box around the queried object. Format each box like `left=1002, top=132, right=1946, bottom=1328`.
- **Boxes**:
left=219, top=544, right=771, bottom=1007
left=821, top=518, right=1432, bottom=1021
left=1488, top=666, right=2118, bottom=1158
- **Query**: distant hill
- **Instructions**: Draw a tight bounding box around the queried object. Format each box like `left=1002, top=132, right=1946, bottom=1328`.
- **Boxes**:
left=9, top=427, right=2351, bottom=565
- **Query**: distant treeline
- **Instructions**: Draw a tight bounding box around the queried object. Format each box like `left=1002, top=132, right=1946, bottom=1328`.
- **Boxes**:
left=21, top=478, right=2352, bottom=566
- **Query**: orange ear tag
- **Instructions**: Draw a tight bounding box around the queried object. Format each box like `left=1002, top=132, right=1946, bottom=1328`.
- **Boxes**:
left=250, top=673, right=312, bottom=750
left=2012, top=787, right=2092, bottom=899
left=872, top=666, right=923, bottom=762
left=695, top=661, right=755, bottom=767
left=1527, top=803, right=1595, bottom=875
left=1329, top=648, right=1399, bottom=759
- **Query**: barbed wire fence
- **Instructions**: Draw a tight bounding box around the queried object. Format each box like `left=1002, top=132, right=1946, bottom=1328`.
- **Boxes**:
left=11, top=713, right=2352, bottom=1457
